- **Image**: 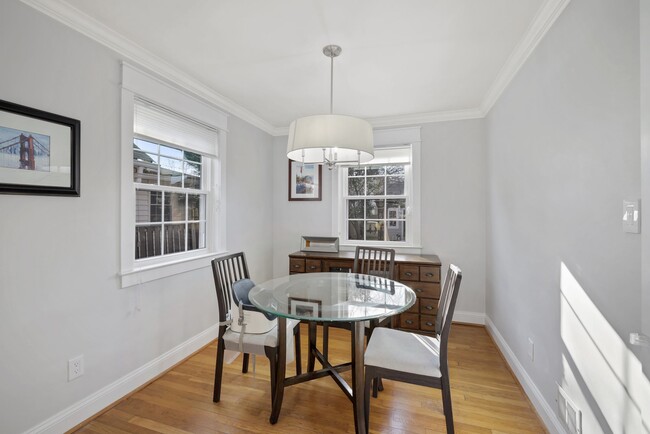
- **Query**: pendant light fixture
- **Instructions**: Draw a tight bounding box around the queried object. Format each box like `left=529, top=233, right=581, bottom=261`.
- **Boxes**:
left=287, top=45, right=374, bottom=170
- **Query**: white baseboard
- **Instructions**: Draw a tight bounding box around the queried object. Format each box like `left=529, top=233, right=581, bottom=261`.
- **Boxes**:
left=453, top=310, right=485, bottom=325
left=24, top=324, right=219, bottom=434
left=485, top=316, right=566, bottom=434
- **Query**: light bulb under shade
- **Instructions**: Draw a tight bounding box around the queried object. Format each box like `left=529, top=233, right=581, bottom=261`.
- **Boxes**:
left=287, top=114, right=374, bottom=164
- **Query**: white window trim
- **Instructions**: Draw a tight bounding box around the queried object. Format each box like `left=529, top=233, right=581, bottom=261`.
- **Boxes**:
left=331, top=126, right=422, bottom=253
left=120, top=62, right=228, bottom=288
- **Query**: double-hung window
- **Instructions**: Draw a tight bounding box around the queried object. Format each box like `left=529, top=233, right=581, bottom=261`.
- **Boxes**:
left=133, top=137, right=207, bottom=259
left=335, top=127, right=421, bottom=249
left=121, top=63, right=227, bottom=287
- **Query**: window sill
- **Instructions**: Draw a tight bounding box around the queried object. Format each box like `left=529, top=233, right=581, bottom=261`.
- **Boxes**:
left=120, top=251, right=227, bottom=288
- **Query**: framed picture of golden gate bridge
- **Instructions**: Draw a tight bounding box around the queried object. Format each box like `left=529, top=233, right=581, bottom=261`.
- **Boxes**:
left=0, top=99, right=80, bottom=196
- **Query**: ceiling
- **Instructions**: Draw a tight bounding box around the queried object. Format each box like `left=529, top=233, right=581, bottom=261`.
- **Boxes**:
left=25, top=0, right=569, bottom=134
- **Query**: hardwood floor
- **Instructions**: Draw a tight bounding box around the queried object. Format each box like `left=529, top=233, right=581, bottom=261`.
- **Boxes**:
left=74, top=324, right=546, bottom=433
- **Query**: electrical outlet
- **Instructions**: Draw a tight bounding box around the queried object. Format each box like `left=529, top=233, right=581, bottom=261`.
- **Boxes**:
left=68, top=355, right=84, bottom=381
left=528, top=338, right=534, bottom=361
left=558, top=385, right=582, bottom=434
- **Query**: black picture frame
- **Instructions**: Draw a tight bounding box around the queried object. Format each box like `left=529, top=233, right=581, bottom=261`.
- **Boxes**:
left=0, top=99, right=80, bottom=196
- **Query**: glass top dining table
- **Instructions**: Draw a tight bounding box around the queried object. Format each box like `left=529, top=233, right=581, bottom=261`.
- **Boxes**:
left=249, top=272, right=416, bottom=434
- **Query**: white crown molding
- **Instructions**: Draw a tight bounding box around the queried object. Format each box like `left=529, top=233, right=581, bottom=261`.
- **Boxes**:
left=20, top=0, right=277, bottom=135
left=22, top=0, right=570, bottom=136
left=480, top=0, right=572, bottom=115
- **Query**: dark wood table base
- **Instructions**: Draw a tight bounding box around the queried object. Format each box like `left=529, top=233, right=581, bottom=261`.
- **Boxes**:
left=270, top=317, right=367, bottom=434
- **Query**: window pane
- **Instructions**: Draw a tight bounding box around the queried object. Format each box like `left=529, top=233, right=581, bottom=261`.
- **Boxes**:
left=188, top=222, right=206, bottom=251
left=135, top=225, right=162, bottom=259
left=164, top=224, right=186, bottom=254
left=386, top=176, right=405, bottom=195
left=134, top=138, right=158, bottom=154
left=160, top=157, right=183, bottom=187
left=348, top=167, right=364, bottom=177
left=365, top=199, right=385, bottom=219
left=366, top=166, right=385, bottom=176
left=188, top=194, right=205, bottom=221
left=136, top=190, right=162, bottom=223
left=184, top=150, right=201, bottom=163
left=386, top=165, right=405, bottom=175
left=133, top=143, right=158, bottom=185
left=366, top=177, right=385, bottom=195
left=386, top=199, right=407, bottom=219
left=184, top=162, right=202, bottom=189
left=164, top=193, right=186, bottom=221
left=348, top=199, right=364, bottom=219
left=387, top=221, right=406, bottom=242
left=348, top=221, right=364, bottom=240
left=365, top=221, right=384, bottom=241
left=160, top=144, right=183, bottom=159
left=348, top=178, right=365, bottom=196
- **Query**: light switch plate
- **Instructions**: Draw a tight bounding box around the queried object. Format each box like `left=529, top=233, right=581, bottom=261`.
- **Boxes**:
left=622, top=200, right=640, bottom=233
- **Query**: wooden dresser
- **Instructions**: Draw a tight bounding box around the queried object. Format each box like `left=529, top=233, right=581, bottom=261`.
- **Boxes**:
left=288, top=251, right=442, bottom=334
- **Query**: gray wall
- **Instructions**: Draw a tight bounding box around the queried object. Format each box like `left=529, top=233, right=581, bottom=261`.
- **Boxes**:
left=272, top=120, right=487, bottom=322
left=486, top=0, right=646, bottom=431
left=0, top=2, right=274, bottom=433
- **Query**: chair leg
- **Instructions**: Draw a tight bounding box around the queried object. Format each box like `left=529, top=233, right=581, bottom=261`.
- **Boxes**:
left=242, top=353, right=249, bottom=373
left=323, top=324, right=329, bottom=361
left=266, top=346, right=277, bottom=408
left=441, top=375, right=455, bottom=434
left=294, top=323, right=302, bottom=375
left=364, top=367, right=374, bottom=431
left=213, top=337, right=225, bottom=403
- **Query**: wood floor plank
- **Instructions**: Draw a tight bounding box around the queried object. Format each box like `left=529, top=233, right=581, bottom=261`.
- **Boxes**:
left=74, top=324, right=546, bottom=433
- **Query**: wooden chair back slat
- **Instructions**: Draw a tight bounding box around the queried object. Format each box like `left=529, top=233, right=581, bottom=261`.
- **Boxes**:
left=353, top=246, right=396, bottom=279
left=211, top=252, right=250, bottom=324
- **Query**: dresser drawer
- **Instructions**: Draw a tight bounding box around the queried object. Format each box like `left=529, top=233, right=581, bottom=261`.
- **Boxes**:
left=399, top=265, right=419, bottom=281
left=409, top=282, right=440, bottom=299
left=406, top=298, right=419, bottom=314
left=289, top=258, right=305, bottom=273
left=305, top=259, right=321, bottom=273
left=400, top=313, right=419, bottom=330
left=420, top=266, right=440, bottom=282
left=420, top=314, right=436, bottom=332
left=419, top=298, right=438, bottom=315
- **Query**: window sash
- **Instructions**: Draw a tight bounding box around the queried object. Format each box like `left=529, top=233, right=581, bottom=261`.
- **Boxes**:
left=342, top=160, right=412, bottom=244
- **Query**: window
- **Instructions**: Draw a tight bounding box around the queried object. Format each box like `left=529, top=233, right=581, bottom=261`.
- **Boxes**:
left=344, top=163, right=408, bottom=242
left=120, top=63, right=227, bottom=287
left=133, top=138, right=207, bottom=260
left=334, top=127, right=421, bottom=249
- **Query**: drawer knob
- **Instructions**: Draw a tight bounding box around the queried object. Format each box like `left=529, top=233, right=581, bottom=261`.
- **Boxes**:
left=415, top=288, right=422, bottom=293
left=425, top=272, right=434, bottom=277
left=405, top=320, right=414, bottom=325
left=293, top=264, right=300, bottom=268
left=425, top=305, right=433, bottom=310
left=309, top=266, right=317, bottom=269
left=405, top=272, right=413, bottom=276
left=426, top=322, right=433, bottom=326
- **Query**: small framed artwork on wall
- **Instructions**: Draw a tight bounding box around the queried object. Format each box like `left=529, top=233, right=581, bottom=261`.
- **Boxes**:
left=0, top=99, right=80, bottom=196
left=288, top=160, right=322, bottom=201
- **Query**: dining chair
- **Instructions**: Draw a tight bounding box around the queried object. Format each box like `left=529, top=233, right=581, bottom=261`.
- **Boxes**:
left=363, top=265, right=462, bottom=433
left=320, top=246, right=396, bottom=361
left=211, top=252, right=302, bottom=407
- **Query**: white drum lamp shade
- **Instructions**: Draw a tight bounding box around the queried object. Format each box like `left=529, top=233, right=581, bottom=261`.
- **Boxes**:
left=287, top=114, right=374, bottom=164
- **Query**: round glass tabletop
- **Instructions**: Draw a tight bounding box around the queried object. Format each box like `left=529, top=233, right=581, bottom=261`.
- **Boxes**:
left=248, top=272, right=417, bottom=322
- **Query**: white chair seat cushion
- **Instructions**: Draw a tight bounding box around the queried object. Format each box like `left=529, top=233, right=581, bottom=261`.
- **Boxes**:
left=223, top=318, right=300, bottom=357
left=364, top=327, right=442, bottom=378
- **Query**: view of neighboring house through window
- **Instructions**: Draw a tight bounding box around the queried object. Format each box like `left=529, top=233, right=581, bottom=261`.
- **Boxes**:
left=133, top=138, right=207, bottom=260
left=341, top=144, right=414, bottom=244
